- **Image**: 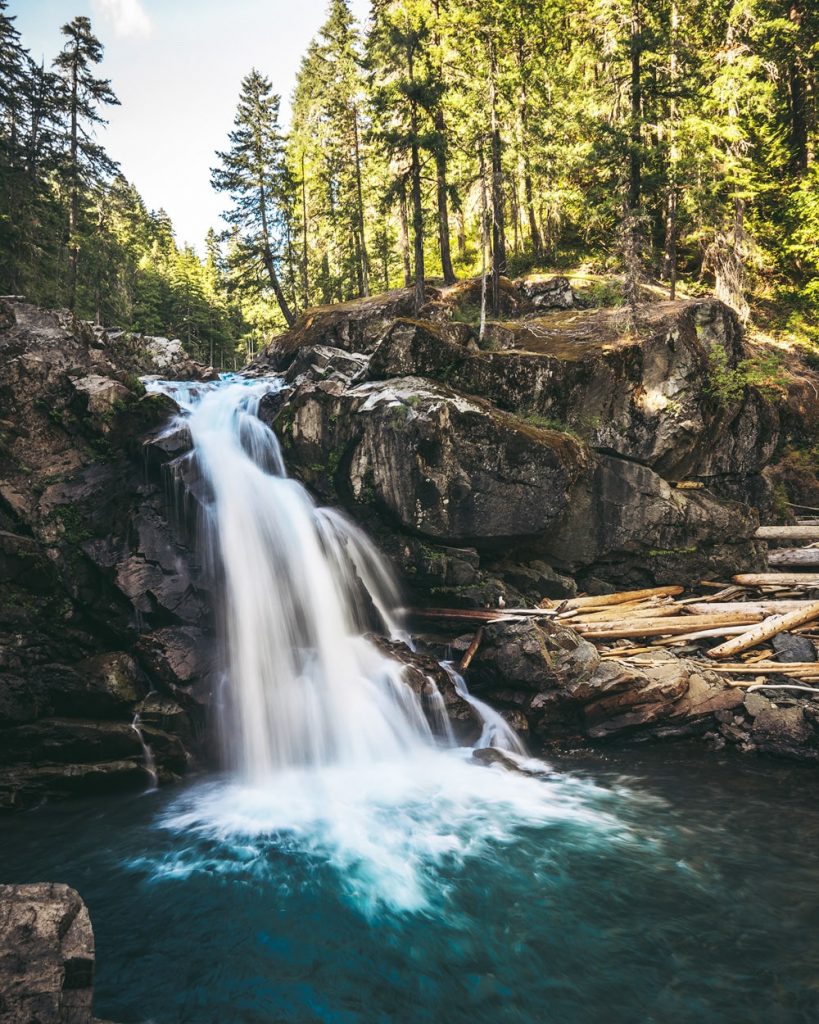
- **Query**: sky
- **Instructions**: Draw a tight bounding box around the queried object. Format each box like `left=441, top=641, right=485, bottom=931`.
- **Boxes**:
left=15, top=0, right=370, bottom=250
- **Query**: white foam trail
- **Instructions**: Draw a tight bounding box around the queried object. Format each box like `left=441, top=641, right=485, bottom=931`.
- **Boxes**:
left=138, top=754, right=637, bottom=916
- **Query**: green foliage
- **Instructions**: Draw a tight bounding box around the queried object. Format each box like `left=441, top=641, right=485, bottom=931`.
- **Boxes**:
left=705, top=343, right=789, bottom=403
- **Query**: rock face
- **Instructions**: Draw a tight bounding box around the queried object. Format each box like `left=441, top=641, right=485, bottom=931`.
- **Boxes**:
left=0, top=300, right=215, bottom=809
left=466, top=619, right=819, bottom=759
left=0, top=884, right=96, bottom=1024
left=255, top=283, right=774, bottom=595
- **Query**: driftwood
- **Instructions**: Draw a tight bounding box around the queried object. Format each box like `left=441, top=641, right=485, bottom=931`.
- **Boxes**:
left=685, top=600, right=818, bottom=616
left=756, top=525, right=819, bottom=543
left=653, top=624, right=765, bottom=645
left=768, top=549, right=819, bottom=568
left=732, top=573, right=819, bottom=588
left=710, top=662, right=819, bottom=675
left=547, top=586, right=684, bottom=611
left=707, top=601, right=819, bottom=660
left=458, top=628, right=484, bottom=673
left=577, top=611, right=763, bottom=640
left=568, top=603, right=680, bottom=624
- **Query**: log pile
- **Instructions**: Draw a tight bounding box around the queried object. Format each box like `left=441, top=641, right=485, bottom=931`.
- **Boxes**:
left=409, top=520, right=819, bottom=690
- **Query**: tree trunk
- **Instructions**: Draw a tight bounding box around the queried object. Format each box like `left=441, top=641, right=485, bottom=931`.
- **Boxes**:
left=398, top=178, right=412, bottom=287
left=352, top=107, right=370, bottom=296
left=787, top=2, right=808, bottom=175
left=663, top=0, right=679, bottom=298
left=433, top=108, right=456, bottom=284
left=259, top=186, right=296, bottom=326
left=410, top=128, right=425, bottom=313
left=488, top=38, right=506, bottom=316
left=300, top=151, right=310, bottom=306
left=515, top=37, right=542, bottom=258
left=628, top=0, right=642, bottom=212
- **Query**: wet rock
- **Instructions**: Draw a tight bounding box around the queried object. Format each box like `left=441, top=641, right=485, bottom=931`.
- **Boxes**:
left=367, top=635, right=482, bottom=740
left=448, top=299, right=779, bottom=482
left=539, top=453, right=764, bottom=585
left=283, top=344, right=369, bottom=385
left=472, top=619, right=600, bottom=693
left=0, top=297, right=208, bottom=808
left=134, top=626, right=216, bottom=703
left=251, top=288, right=424, bottom=372
left=0, top=883, right=95, bottom=1023
left=751, top=705, right=818, bottom=760
left=772, top=632, right=817, bottom=663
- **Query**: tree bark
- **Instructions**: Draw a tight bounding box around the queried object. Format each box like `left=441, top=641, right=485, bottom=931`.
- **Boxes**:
left=259, top=185, right=296, bottom=326
left=628, top=0, right=642, bottom=211
left=398, top=178, right=412, bottom=287
left=488, top=37, right=506, bottom=316
left=433, top=108, right=456, bottom=284
left=67, top=49, right=79, bottom=311
left=515, top=36, right=542, bottom=258
left=663, top=0, right=679, bottom=298
left=300, top=151, right=310, bottom=306
left=351, top=106, right=370, bottom=296
left=787, top=2, right=808, bottom=174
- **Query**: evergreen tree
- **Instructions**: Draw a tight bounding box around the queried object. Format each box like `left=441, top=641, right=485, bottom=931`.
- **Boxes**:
left=211, top=69, right=296, bottom=326
left=53, top=16, right=119, bottom=310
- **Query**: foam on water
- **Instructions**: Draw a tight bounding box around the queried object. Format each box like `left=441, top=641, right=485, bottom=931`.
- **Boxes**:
left=126, top=750, right=646, bottom=917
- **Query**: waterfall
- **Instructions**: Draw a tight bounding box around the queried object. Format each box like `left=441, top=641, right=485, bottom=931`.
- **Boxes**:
left=148, top=376, right=521, bottom=780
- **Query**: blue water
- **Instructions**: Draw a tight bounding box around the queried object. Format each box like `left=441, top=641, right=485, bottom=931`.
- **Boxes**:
left=2, top=746, right=818, bottom=1024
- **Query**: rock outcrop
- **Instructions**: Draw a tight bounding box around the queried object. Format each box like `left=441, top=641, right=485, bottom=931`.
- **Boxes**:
left=0, top=883, right=99, bottom=1024
left=464, top=619, right=819, bottom=760
left=0, top=300, right=215, bottom=809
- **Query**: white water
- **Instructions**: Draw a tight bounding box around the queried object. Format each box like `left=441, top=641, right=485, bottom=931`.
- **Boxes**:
left=144, top=376, right=628, bottom=913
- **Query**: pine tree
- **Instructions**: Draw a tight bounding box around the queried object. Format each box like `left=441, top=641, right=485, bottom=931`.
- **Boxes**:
left=53, top=16, right=119, bottom=311
left=211, top=69, right=296, bottom=326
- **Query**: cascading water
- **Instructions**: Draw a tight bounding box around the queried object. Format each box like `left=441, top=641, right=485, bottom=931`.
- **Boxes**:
left=141, top=375, right=621, bottom=916
left=148, top=376, right=515, bottom=778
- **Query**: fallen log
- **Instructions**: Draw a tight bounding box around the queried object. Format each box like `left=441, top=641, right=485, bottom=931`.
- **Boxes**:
left=710, top=662, right=819, bottom=674
left=458, top=628, right=484, bottom=673
left=768, top=549, right=819, bottom=568
left=408, top=608, right=518, bottom=623
left=569, top=603, right=680, bottom=624
left=756, top=525, right=819, bottom=543
left=544, top=585, right=684, bottom=611
left=578, top=611, right=763, bottom=640
left=685, top=601, right=818, bottom=616
left=653, top=625, right=765, bottom=645
left=732, top=573, right=819, bottom=588
left=707, top=601, right=819, bottom=660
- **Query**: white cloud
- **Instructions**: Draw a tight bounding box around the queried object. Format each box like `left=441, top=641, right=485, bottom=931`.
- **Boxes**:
left=92, top=0, right=153, bottom=39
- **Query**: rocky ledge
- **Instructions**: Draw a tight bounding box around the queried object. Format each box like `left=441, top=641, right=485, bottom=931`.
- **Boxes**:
left=0, top=300, right=217, bottom=809
left=0, top=883, right=107, bottom=1024
left=254, top=276, right=776, bottom=603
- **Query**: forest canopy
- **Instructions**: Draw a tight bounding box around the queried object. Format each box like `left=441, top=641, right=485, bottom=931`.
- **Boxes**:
left=1, top=0, right=816, bottom=365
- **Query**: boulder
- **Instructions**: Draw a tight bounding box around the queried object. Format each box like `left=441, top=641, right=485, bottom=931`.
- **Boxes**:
left=251, top=288, right=425, bottom=373
left=269, top=375, right=588, bottom=545
left=467, top=620, right=763, bottom=748
left=0, top=883, right=95, bottom=1024
left=515, top=274, right=575, bottom=310
left=442, top=299, right=779, bottom=483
